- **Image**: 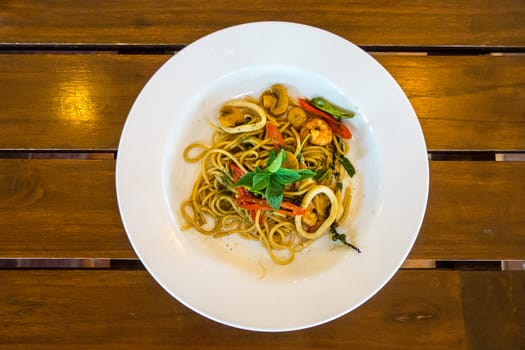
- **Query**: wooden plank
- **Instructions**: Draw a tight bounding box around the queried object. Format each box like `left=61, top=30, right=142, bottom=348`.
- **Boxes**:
left=0, top=159, right=133, bottom=258
left=0, top=0, right=524, bottom=47
left=376, top=56, right=525, bottom=151
left=1, top=54, right=524, bottom=151
left=411, top=161, right=525, bottom=260
left=1, top=159, right=524, bottom=260
left=0, top=54, right=168, bottom=150
left=461, top=271, right=525, bottom=349
left=0, top=269, right=523, bottom=349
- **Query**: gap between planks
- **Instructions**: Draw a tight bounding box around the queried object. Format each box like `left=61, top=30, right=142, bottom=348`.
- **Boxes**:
left=0, top=258, right=143, bottom=269
left=1, top=151, right=524, bottom=161
left=0, top=258, right=523, bottom=271
left=0, top=44, right=524, bottom=55
left=0, top=152, right=115, bottom=160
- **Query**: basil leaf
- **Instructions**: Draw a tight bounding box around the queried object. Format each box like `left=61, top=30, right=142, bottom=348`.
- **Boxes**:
left=273, top=168, right=301, bottom=185
left=266, top=150, right=277, bottom=168
left=339, top=156, right=356, bottom=177
left=267, top=149, right=285, bottom=173
left=297, top=169, right=315, bottom=181
left=234, top=172, right=256, bottom=188
left=265, top=182, right=284, bottom=210
left=314, top=169, right=329, bottom=181
left=251, top=172, right=270, bottom=191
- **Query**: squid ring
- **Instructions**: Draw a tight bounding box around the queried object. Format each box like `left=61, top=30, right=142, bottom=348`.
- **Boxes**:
left=217, top=100, right=267, bottom=134
left=294, top=185, right=338, bottom=240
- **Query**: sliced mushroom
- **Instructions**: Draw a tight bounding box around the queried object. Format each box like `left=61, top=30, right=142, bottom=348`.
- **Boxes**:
left=262, top=94, right=277, bottom=111
left=260, top=84, right=289, bottom=115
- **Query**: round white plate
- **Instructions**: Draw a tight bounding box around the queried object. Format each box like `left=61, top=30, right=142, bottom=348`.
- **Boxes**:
left=116, top=22, right=429, bottom=331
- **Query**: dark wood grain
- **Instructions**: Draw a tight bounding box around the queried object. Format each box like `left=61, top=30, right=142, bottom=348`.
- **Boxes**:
left=461, top=271, right=525, bottom=349
left=0, top=159, right=133, bottom=258
left=1, top=0, right=524, bottom=47
left=412, top=161, right=525, bottom=260
left=1, top=159, right=524, bottom=260
left=0, top=55, right=524, bottom=151
left=1, top=269, right=523, bottom=349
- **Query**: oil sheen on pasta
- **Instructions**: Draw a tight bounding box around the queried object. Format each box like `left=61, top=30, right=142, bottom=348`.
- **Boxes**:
left=180, top=84, right=357, bottom=265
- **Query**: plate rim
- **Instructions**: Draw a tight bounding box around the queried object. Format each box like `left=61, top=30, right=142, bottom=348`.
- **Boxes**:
left=116, top=21, right=429, bottom=332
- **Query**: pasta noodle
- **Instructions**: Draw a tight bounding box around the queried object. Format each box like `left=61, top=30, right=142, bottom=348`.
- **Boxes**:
left=180, top=84, right=357, bottom=264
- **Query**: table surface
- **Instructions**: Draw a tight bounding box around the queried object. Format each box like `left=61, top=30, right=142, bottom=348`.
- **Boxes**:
left=1, top=1, right=524, bottom=349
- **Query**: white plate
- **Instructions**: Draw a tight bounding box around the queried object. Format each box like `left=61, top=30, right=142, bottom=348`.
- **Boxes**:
left=116, top=22, right=429, bottom=331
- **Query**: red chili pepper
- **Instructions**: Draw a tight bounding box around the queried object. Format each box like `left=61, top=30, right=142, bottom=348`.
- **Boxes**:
left=279, top=201, right=306, bottom=216
left=229, top=163, right=251, bottom=198
left=299, top=98, right=352, bottom=139
left=236, top=196, right=305, bottom=216
left=324, top=117, right=352, bottom=139
left=230, top=163, right=262, bottom=223
left=236, top=202, right=271, bottom=211
left=266, top=122, right=285, bottom=147
left=229, top=163, right=244, bottom=181
left=236, top=196, right=268, bottom=207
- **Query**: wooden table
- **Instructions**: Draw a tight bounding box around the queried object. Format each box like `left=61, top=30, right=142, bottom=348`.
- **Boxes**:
left=1, top=1, right=524, bottom=348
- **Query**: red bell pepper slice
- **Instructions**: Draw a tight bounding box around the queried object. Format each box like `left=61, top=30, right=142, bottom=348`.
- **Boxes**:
left=229, top=163, right=250, bottom=198
left=235, top=196, right=305, bottom=216
left=230, top=163, right=244, bottom=181
left=230, top=163, right=262, bottom=223
left=266, top=122, right=285, bottom=147
left=279, top=201, right=306, bottom=216
left=298, top=98, right=352, bottom=139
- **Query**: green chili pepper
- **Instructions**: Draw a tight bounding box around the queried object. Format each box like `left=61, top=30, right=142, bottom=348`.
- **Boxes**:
left=339, top=156, right=356, bottom=178
left=310, top=97, right=355, bottom=120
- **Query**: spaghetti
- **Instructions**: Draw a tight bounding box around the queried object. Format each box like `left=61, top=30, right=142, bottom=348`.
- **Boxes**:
left=180, top=84, right=357, bottom=264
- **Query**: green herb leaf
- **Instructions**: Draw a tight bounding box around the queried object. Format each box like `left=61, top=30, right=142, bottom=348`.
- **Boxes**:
left=273, top=168, right=302, bottom=185
left=251, top=172, right=270, bottom=191
left=297, top=169, right=316, bottom=181
left=330, top=223, right=361, bottom=253
left=266, top=151, right=277, bottom=168
left=267, top=149, right=285, bottom=173
left=234, top=172, right=256, bottom=188
left=314, top=169, right=329, bottom=181
left=265, top=182, right=284, bottom=209
left=339, top=156, right=356, bottom=177
left=233, top=149, right=317, bottom=210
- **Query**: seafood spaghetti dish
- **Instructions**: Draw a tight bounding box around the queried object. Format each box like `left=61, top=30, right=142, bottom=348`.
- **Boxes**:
left=180, top=84, right=360, bottom=265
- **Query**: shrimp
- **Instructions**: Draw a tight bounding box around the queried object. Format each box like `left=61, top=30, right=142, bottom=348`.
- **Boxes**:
left=299, top=118, right=332, bottom=146
left=301, top=203, right=318, bottom=227
left=302, top=194, right=330, bottom=228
